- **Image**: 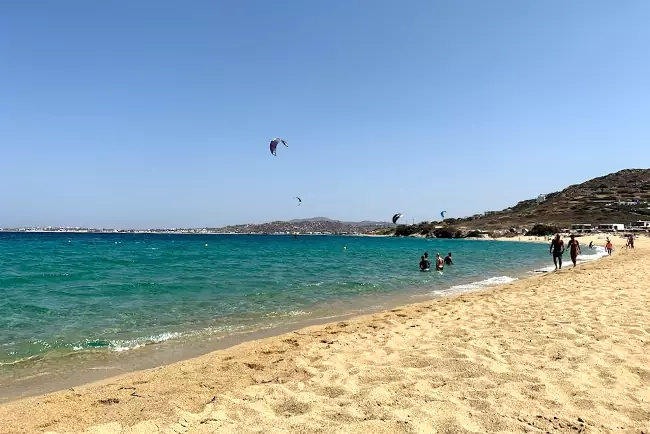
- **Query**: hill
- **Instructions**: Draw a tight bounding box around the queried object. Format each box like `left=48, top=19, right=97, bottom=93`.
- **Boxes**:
left=213, top=169, right=650, bottom=236
left=213, top=219, right=390, bottom=234
left=455, top=168, right=650, bottom=230
left=288, top=217, right=334, bottom=223
left=288, top=218, right=389, bottom=227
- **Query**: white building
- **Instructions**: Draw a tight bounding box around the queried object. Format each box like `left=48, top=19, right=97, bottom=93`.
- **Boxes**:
left=571, top=223, right=593, bottom=233
left=537, top=194, right=547, bottom=204
left=597, top=223, right=625, bottom=232
left=630, top=221, right=650, bottom=229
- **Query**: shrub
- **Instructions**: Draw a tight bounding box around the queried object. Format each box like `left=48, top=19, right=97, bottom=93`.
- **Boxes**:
left=394, top=225, right=419, bottom=237
left=432, top=227, right=458, bottom=238
left=527, top=224, right=559, bottom=237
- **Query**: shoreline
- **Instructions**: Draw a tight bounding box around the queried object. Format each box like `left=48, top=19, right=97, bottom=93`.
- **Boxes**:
left=0, top=237, right=609, bottom=404
left=0, top=238, right=555, bottom=403
left=1, top=236, right=645, bottom=433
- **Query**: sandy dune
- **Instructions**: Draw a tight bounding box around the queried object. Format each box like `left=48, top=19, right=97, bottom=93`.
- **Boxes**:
left=1, top=237, right=648, bottom=433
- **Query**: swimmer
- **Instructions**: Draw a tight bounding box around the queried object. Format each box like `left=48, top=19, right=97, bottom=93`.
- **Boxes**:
left=419, top=255, right=429, bottom=271
left=435, top=253, right=444, bottom=271
left=444, top=252, right=453, bottom=266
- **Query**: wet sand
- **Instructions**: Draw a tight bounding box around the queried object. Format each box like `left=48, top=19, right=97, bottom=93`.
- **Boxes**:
left=1, top=236, right=648, bottom=433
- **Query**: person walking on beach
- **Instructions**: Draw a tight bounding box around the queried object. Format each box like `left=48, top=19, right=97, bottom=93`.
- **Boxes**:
left=550, top=234, right=565, bottom=270
left=444, top=252, right=453, bottom=265
left=606, top=239, right=613, bottom=255
left=567, top=235, right=581, bottom=268
left=435, top=253, right=444, bottom=271
left=627, top=234, right=635, bottom=249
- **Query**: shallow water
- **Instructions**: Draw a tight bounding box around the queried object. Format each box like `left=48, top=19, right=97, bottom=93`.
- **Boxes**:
left=1, top=232, right=586, bottom=398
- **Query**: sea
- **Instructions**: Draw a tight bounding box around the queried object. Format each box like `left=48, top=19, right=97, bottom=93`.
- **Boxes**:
left=0, top=232, right=607, bottom=401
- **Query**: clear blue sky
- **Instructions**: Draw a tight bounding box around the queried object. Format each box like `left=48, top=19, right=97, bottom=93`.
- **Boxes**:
left=1, top=1, right=649, bottom=228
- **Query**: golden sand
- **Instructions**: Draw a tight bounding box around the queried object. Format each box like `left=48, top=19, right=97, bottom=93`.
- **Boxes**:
left=1, top=236, right=648, bottom=433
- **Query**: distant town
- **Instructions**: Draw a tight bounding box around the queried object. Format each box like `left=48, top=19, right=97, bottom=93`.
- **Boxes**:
left=2, top=218, right=650, bottom=238
left=0, top=218, right=391, bottom=236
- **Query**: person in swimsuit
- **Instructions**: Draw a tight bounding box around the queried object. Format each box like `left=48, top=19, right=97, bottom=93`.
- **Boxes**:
left=435, top=253, right=444, bottom=271
left=588, top=241, right=594, bottom=249
left=550, top=234, right=565, bottom=270
left=422, top=252, right=431, bottom=270
left=567, top=235, right=581, bottom=267
left=419, top=255, right=429, bottom=271
left=605, top=239, right=613, bottom=255
left=444, top=252, right=453, bottom=265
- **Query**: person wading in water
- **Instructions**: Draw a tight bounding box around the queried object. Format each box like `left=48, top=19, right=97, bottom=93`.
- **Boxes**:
left=435, top=253, right=444, bottom=271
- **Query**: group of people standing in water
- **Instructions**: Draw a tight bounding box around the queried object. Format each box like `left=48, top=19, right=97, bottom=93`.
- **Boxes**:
left=417, top=232, right=634, bottom=273
left=419, top=251, right=453, bottom=271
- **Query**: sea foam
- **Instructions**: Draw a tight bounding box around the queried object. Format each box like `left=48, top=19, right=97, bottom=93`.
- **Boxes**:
left=427, top=276, right=518, bottom=297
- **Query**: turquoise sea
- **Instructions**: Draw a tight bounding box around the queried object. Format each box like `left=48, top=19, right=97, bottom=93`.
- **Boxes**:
left=1, top=232, right=568, bottom=399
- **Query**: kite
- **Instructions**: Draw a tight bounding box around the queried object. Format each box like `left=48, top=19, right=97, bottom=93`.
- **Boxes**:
left=270, top=138, right=288, bottom=156
left=392, top=213, right=403, bottom=224
left=295, top=197, right=302, bottom=206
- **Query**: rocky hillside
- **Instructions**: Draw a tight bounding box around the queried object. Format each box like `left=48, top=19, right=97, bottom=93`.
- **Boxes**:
left=213, top=219, right=389, bottom=234
left=456, top=169, right=650, bottom=230
left=213, top=169, right=650, bottom=236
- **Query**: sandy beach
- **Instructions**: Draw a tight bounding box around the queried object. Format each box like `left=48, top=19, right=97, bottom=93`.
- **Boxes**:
left=1, top=236, right=648, bottom=433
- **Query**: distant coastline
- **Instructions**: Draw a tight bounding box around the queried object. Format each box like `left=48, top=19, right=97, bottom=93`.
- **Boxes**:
left=0, top=218, right=393, bottom=236
left=5, top=166, right=649, bottom=238
left=0, top=229, right=383, bottom=236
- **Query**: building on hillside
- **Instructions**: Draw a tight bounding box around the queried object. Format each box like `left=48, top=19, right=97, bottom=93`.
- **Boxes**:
left=570, top=223, right=593, bottom=233
left=483, top=211, right=497, bottom=216
left=597, top=223, right=625, bottom=232
left=629, top=221, right=650, bottom=230
left=536, top=194, right=547, bottom=204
